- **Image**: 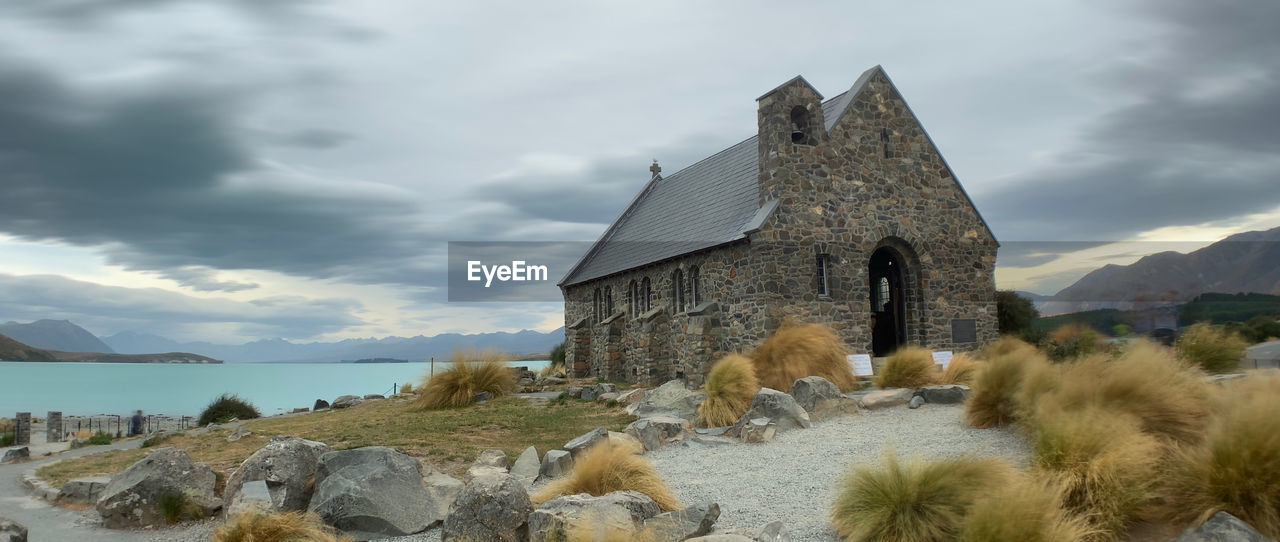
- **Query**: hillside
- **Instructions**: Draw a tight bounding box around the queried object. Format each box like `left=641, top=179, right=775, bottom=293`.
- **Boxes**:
left=0, top=333, right=57, bottom=362
left=1046, top=226, right=1280, bottom=313
left=0, top=319, right=115, bottom=353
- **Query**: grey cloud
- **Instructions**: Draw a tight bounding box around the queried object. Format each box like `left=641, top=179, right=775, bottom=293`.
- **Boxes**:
left=271, top=128, right=355, bottom=149
left=159, top=267, right=259, bottom=292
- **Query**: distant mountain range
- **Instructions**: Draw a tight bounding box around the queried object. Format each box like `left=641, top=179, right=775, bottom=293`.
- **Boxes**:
left=0, top=319, right=115, bottom=353
left=1030, top=226, right=1280, bottom=315
left=0, top=332, right=219, bottom=363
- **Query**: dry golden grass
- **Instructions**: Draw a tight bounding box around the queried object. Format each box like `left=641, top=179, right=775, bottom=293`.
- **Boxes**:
left=39, top=396, right=633, bottom=487
left=213, top=511, right=351, bottom=542
left=416, top=348, right=516, bottom=409
left=752, top=322, right=856, bottom=393
left=831, top=452, right=1016, bottom=542
left=938, top=353, right=980, bottom=386
left=697, top=353, right=760, bottom=427
left=965, top=345, right=1051, bottom=428
left=556, top=512, right=656, bottom=542
left=980, top=336, right=1038, bottom=359
left=533, top=439, right=682, bottom=511
left=399, top=381, right=413, bottom=394
left=960, top=475, right=1095, bottom=542
left=1029, top=407, right=1162, bottom=540
left=1161, top=374, right=1280, bottom=537
left=1175, top=322, right=1248, bottom=374
left=874, top=346, right=939, bottom=389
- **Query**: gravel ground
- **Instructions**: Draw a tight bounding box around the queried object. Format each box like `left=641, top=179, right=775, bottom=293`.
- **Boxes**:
left=648, top=403, right=1030, bottom=541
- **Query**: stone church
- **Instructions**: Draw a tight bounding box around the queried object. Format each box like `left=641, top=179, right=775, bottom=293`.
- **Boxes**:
left=558, top=65, right=998, bottom=387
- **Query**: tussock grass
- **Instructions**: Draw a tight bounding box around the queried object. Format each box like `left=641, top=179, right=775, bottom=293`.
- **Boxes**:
left=213, top=511, right=350, bottom=542
left=830, top=452, right=1015, bottom=542
left=1029, top=407, right=1162, bottom=539
left=938, top=353, right=980, bottom=386
left=874, top=346, right=938, bottom=389
left=960, top=476, right=1095, bottom=542
left=965, top=345, right=1050, bottom=428
left=1161, top=374, right=1280, bottom=537
left=415, top=348, right=516, bottom=409
left=697, top=353, right=760, bottom=427
left=1175, top=322, right=1247, bottom=374
left=198, top=393, right=261, bottom=426
left=399, top=381, right=413, bottom=394
left=981, top=336, right=1038, bottom=359
left=753, top=322, right=856, bottom=393
left=533, top=439, right=682, bottom=511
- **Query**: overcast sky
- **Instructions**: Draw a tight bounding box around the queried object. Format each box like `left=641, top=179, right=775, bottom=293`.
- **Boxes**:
left=1, top=0, right=1276, bottom=343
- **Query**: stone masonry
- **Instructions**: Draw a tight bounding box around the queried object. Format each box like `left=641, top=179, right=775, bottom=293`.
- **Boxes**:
left=15, top=413, right=31, bottom=446
left=561, top=67, right=998, bottom=387
left=46, top=411, right=62, bottom=443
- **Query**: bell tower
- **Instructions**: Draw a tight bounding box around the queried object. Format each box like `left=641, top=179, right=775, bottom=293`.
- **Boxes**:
left=756, top=76, right=826, bottom=206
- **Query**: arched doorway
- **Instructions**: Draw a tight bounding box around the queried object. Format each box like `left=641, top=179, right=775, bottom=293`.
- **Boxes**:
left=869, top=247, right=906, bottom=356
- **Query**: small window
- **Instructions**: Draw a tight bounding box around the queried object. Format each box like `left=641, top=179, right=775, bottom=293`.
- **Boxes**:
left=641, top=277, right=651, bottom=312
left=604, top=286, right=613, bottom=316
left=627, top=280, right=636, bottom=317
left=881, top=128, right=891, bottom=158
left=592, top=289, right=601, bottom=323
left=689, top=266, right=701, bottom=306
left=671, top=269, right=685, bottom=312
left=816, top=255, right=830, bottom=297
left=876, top=277, right=890, bottom=312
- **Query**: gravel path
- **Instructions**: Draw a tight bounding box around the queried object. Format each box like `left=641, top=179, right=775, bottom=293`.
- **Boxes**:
left=648, top=403, right=1030, bottom=541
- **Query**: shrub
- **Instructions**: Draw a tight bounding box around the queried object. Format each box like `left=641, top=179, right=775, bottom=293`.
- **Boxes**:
left=997, top=290, right=1039, bottom=335
left=1046, top=324, right=1102, bottom=362
left=1029, top=407, right=1162, bottom=539
left=1175, top=322, right=1247, bottom=374
left=399, top=381, right=413, bottom=394
left=960, top=476, right=1094, bottom=542
left=87, top=431, right=114, bottom=445
left=874, top=346, right=938, bottom=389
left=752, top=322, right=856, bottom=393
left=1161, top=374, right=1280, bottom=537
left=197, top=393, right=262, bottom=426
left=697, top=353, right=760, bottom=427
left=938, top=352, right=980, bottom=386
left=830, top=452, right=1015, bottom=542
left=965, top=345, right=1050, bottom=428
left=415, top=348, right=516, bottom=409
left=550, top=341, right=567, bottom=365
left=214, top=511, right=350, bottom=542
left=533, top=439, right=682, bottom=511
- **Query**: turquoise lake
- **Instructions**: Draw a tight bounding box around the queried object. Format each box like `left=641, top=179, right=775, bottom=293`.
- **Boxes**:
left=0, top=360, right=550, bottom=417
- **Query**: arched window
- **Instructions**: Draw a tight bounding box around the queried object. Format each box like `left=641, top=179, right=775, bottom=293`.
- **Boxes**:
left=592, top=288, right=601, bottom=323
left=689, top=266, right=701, bottom=306
left=816, top=254, right=830, bottom=297
left=641, top=277, right=651, bottom=312
left=790, top=105, right=813, bottom=145
left=876, top=276, right=891, bottom=312
left=671, top=269, right=684, bottom=312
left=627, top=280, right=637, bottom=317
left=604, top=286, right=613, bottom=316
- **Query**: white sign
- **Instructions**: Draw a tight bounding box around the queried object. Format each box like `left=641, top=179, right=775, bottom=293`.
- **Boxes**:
left=848, top=354, right=874, bottom=377
left=932, top=351, right=953, bottom=369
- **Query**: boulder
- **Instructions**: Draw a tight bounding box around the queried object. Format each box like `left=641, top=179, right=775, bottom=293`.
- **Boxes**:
left=422, top=468, right=464, bottom=524
left=58, top=476, right=110, bottom=504
left=331, top=395, right=363, bottom=409
left=313, top=399, right=330, bottom=411
left=0, top=518, right=26, bottom=542
left=224, top=436, right=330, bottom=513
left=226, top=426, right=252, bottom=442
left=69, top=438, right=90, bottom=449
left=227, top=480, right=273, bottom=516
left=539, top=376, right=567, bottom=386
left=644, top=502, right=720, bottom=541
left=468, top=448, right=509, bottom=479
left=627, top=380, right=707, bottom=421
left=529, top=491, right=660, bottom=542
left=808, top=396, right=861, bottom=421
left=594, top=382, right=618, bottom=395
left=362, top=394, right=385, bottom=400
left=565, top=427, right=610, bottom=458
left=291, top=407, right=309, bottom=414
left=730, top=388, right=811, bottom=437
left=598, top=392, right=621, bottom=403
left=581, top=387, right=599, bottom=401
left=918, top=385, right=970, bottom=404
left=510, top=446, right=540, bottom=487
left=609, top=431, right=643, bottom=451
left=566, top=386, right=584, bottom=398
left=909, top=396, right=925, bottom=409
left=788, top=376, right=842, bottom=413
left=858, top=388, right=914, bottom=410
left=474, top=391, right=494, bottom=403
left=540, top=450, right=574, bottom=480
left=625, top=419, right=662, bottom=452
left=95, top=447, right=220, bottom=528
left=442, top=473, right=533, bottom=542
left=1, top=448, right=28, bottom=463
left=740, top=418, right=776, bottom=443
left=754, top=520, right=790, bottom=541
left=616, top=388, right=646, bottom=405
left=309, top=446, right=438, bottom=538
left=1176, top=511, right=1270, bottom=542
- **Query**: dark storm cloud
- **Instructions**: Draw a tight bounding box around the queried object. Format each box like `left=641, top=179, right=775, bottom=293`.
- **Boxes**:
left=975, top=0, right=1280, bottom=242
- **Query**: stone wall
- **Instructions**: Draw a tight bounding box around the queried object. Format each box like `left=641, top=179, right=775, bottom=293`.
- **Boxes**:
left=46, top=411, right=62, bottom=443
left=15, top=412, right=31, bottom=446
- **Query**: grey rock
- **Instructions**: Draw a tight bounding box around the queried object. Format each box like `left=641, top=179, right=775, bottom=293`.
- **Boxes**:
left=309, top=446, right=437, bottom=539
left=291, top=407, right=310, bottom=414
left=919, top=385, right=970, bottom=404
left=469, top=448, right=510, bottom=479
left=1, top=448, right=28, bottom=463
left=473, top=391, right=494, bottom=403
left=565, top=427, right=610, bottom=459
left=740, top=418, right=777, bottom=443
left=788, top=376, right=842, bottom=413
left=627, top=380, right=707, bottom=422
left=566, top=386, right=584, bottom=398
left=529, top=491, right=660, bottom=542
left=224, top=436, right=330, bottom=513
left=539, top=376, right=567, bottom=385
left=581, top=387, right=599, bottom=401
left=68, top=438, right=90, bottom=449
left=616, top=388, right=646, bottom=405
left=0, top=518, right=27, bottom=542
left=594, top=382, right=618, bottom=395
left=58, top=476, right=110, bottom=504
left=226, top=426, right=252, bottom=442
left=313, top=399, right=330, bottom=410
left=510, top=446, right=540, bottom=487
left=363, top=394, right=385, bottom=400
left=1176, top=511, right=1272, bottom=542
left=644, top=502, right=720, bottom=541
left=442, top=473, right=532, bottom=542
left=693, top=426, right=730, bottom=436
left=858, top=388, right=914, bottom=409
left=625, top=416, right=691, bottom=453
left=754, top=520, right=790, bottom=541
left=909, top=396, right=925, bottom=409
left=730, top=388, right=811, bottom=437
left=95, top=447, right=220, bottom=528
left=808, top=396, right=861, bottom=421
left=422, top=469, right=464, bottom=525
left=539, top=450, right=574, bottom=480
left=626, top=419, right=662, bottom=452
left=597, top=392, right=621, bottom=402
left=331, top=395, right=363, bottom=409
left=227, top=480, right=273, bottom=516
